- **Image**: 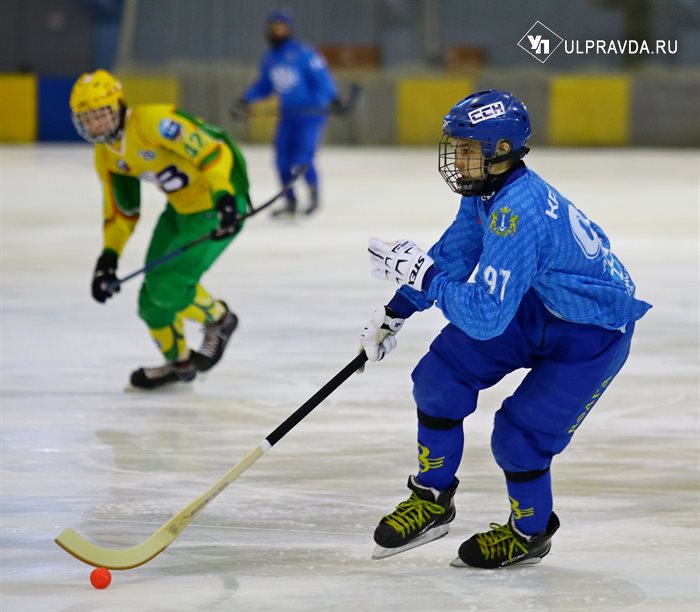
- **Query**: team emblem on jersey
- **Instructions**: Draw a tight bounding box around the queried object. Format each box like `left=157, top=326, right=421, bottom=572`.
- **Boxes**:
left=490, top=206, right=519, bottom=237
left=117, top=159, right=130, bottom=173
left=270, top=65, right=300, bottom=93
left=138, top=150, right=156, bottom=161
left=159, top=119, right=182, bottom=141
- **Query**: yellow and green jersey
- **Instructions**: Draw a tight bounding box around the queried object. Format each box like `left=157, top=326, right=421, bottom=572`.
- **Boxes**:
left=93, top=104, right=249, bottom=256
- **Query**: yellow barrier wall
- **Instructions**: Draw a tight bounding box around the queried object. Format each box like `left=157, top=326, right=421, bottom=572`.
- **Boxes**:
left=247, top=97, right=279, bottom=142
left=397, top=79, right=472, bottom=145
left=119, top=76, right=180, bottom=107
left=0, top=74, right=37, bottom=142
left=549, top=76, right=630, bottom=146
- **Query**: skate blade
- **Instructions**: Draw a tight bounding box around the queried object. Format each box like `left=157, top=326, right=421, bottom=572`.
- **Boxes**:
left=449, top=556, right=543, bottom=568
left=270, top=212, right=297, bottom=222
left=123, top=381, right=195, bottom=393
left=372, top=524, right=450, bottom=560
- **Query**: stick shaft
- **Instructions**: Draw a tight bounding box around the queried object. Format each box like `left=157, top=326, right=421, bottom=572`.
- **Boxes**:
left=166, top=351, right=366, bottom=525
left=109, top=166, right=307, bottom=290
left=231, top=83, right=361, bottom=120
left=267, top=352, right=367, bottom=446
left=175, top=352, right=366, bottom=523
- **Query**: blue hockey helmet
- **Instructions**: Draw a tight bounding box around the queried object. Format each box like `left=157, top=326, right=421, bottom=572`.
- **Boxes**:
left=267, top=8, right=294, bottom=27
left=439, top=90, right=531, bottom=195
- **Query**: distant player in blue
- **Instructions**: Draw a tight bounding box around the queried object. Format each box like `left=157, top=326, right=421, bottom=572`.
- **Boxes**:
left=359, top=90, right=651, bottom=568
left=240, top=8, right=340, bottom=217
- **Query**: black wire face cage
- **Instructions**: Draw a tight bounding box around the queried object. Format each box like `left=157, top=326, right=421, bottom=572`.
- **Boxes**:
left=71, top=105, right=123, bottom=145
left=438, top=134, right=491, bottom=196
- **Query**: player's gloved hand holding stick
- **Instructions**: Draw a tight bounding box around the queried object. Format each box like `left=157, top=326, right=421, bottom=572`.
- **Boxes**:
left=211, top=193, right=242, bottom=241
left=91, top=251, right=120, bottom=304
left=229, top=97, right=249, bottom=121
left=358, top=306, right=405, bottom=372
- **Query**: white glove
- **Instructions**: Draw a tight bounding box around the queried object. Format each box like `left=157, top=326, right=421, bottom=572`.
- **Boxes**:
left=359, top=306, right=406, bottom=366
left=368, top=238, right=434, bottom=289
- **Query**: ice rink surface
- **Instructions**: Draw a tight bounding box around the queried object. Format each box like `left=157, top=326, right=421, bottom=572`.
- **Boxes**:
left=1, top=144, right=699, bottom=611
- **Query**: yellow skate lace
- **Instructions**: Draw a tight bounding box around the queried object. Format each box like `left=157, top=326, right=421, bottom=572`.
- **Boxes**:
left=476, top=523, right=528, bottom=562
left=383, top=494, right=446, bottom=536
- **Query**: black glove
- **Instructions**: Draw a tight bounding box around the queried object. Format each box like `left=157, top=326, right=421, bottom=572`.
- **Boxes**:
left=329, top=98, right=345, bottom=114
left=91, top=251, right=120, bottom=303
left=212, top=193, right=242, bottom=240
left=230, top=97, right=249, bottom=119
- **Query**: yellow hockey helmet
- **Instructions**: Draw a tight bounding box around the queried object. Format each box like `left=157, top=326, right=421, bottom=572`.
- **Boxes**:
left=70, top=70, right=126, bottom=144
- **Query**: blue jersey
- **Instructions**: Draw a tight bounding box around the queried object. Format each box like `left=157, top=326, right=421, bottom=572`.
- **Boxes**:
left=392, top=165, right=651, bottom=340
left=243, top=39, right=338, bottom=114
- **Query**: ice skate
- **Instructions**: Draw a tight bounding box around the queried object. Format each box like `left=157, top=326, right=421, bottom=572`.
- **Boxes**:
left=129, top=356, right=197, bottom=390
left=303, top=188, right=320, bottom=216
left=451, top=512, right=560, bottom=569
left=191, top=302, right=238, bottom=372
left=372, top=475, right=458, bottom=560
left=271, top=197, right=297, bottom=219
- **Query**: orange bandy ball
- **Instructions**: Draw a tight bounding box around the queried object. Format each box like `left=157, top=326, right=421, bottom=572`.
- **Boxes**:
left=90, top=567, right=112, bottom=589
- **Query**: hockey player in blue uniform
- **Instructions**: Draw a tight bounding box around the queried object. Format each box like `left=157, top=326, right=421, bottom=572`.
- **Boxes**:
left=360, top=90, right=651, bottom=568
left=239, top=8, right=340, bottom=217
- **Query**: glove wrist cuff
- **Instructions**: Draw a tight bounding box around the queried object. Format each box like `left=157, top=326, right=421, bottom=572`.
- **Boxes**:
left=407, top=254, right=434, bottom=290
left=96, top=250, right=118, bottom=270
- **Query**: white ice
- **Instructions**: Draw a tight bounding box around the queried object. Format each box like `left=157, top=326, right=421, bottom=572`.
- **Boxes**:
left=1, top=144, right=699, bottom=612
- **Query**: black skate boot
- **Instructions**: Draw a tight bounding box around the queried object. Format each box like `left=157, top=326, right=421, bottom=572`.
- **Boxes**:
left=303, top=187, right=320, bottom=216
left=372, top=475, right=458, bottom=560
left=451, top=512, right=560, bottom=569
left=129, top=356, right=197, bottom=390
left=191, top=302, right=238, bottom=372
left=271, top=197, right=297, bottom=219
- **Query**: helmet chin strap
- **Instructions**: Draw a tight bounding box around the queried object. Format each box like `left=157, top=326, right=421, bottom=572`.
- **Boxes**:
left=470, top=145, right=529, bottom=195
left=475, top=158, right=527, bottom=196
left=486, top=146, right=530, bottom=167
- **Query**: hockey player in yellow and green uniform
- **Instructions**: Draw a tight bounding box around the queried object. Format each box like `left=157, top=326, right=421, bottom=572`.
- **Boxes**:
left=70, top=69, right=249, bottom=389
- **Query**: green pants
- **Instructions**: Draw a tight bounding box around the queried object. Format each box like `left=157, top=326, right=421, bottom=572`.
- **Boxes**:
left=137, top=201, right=243, bottom=329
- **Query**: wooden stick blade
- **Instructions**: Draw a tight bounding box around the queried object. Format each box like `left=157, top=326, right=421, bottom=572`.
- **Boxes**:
left=54, top=527, right=176, bottom=569
left=54, top=445, right=268, bottom=569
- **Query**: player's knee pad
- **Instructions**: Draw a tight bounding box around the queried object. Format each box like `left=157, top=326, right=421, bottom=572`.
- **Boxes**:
left=417, top=408, right=462, bottom=430
left=491, top=407, right=553, bottom=473
left=503, top=467, right=550, bottom=483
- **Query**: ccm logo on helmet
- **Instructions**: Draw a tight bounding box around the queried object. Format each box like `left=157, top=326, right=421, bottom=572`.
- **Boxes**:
left=468, top=101, right=506, bottom=124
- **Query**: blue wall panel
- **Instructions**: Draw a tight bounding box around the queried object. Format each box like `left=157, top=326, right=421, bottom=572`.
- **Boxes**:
left=38, top=76, right=82, bottom=142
